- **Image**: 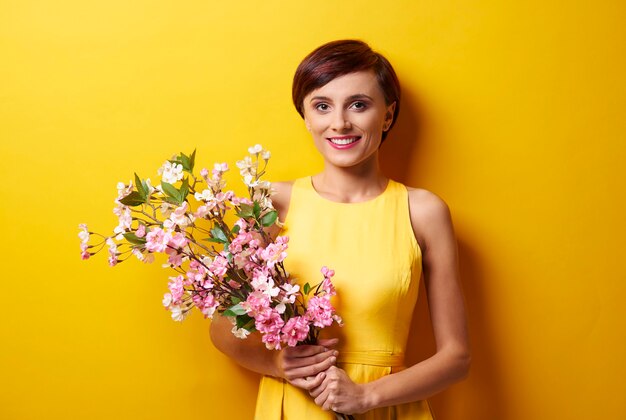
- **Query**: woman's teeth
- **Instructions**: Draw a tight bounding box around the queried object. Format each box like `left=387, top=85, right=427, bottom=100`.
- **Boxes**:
left=329, top=137, right=359, bottom=145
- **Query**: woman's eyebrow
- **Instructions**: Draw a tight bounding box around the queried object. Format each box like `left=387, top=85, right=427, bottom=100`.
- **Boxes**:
left=309, top=94, right=374, bottom=103
left=309, top=95, right=331, bottom=103
left=346, top=94, right=373, bottom=101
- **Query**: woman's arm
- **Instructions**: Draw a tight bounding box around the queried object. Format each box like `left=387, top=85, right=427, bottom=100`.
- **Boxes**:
left=208, top=180, right=339, bottom=389
left=209, top=314, right=338, bottom=388
left=309, top=189, right=470, bottom=413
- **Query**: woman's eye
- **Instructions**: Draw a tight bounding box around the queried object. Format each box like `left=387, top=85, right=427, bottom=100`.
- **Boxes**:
left=315, top=103, right=330, bottom=111
left=350, top=101, right=367, bottom=110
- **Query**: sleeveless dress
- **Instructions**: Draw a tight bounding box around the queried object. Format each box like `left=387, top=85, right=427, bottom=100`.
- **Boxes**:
left=254, top=177, right=434, bottom=420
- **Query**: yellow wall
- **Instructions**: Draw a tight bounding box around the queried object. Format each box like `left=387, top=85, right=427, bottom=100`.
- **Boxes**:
left=2, top=1, right=625, bottom=419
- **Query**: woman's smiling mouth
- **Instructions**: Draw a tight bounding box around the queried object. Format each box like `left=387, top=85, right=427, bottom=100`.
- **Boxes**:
left=327, top=136, right=362, bottom=149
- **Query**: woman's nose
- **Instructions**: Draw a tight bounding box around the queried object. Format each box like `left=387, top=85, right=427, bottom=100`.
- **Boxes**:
left=330, top=110, right=351, bottom=131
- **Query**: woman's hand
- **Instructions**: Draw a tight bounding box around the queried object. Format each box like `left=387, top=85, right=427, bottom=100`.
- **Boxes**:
left=274, top=338, right=339, bottom=391
left=309, top=365, right=371, bottom=415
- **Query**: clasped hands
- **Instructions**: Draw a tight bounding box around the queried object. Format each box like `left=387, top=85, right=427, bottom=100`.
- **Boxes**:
left=274, top=338, right=370, bottom=415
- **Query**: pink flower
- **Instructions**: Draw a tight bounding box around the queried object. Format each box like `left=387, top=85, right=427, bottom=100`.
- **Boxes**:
left=193, top=293, right=218, bottom=318
left=136, top=224, right=146, bottom=238
left=169, top=202, right=193, bottom=227
left=322, top=277, right=336, bottom=296
left=228, top=231, right=252, bottom=254
left=321, top=266, right=335, bottom=278
left=209, top=254, right=229, bottom=278
left=106, top=238, right=118, bottom=266
left=255, top=307, right=285, bottom=350
left=80, top=242, right=90, bottom=260
left=194, top=204, right=214, bottom=218
left=166, top=249, right=184, bottom=267
left=145, top=227, right=171, bottom=253
left=242, top=291, right=270, bottom=317
left=168, top=275, right=185, bottom=303
left=258, top=238, right=288, bottom=268
left=306, top=296, right=334, bottom=328
left=282, top=316, right=310, bottom=347
left=169, top=232, right=188, bottom=249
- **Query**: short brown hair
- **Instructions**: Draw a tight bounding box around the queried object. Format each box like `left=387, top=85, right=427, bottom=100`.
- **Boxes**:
left=292, top=40, right=401, bottom=140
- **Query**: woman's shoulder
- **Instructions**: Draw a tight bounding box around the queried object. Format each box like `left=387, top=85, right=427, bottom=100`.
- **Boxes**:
left=405, top=185, right=453, bottom=249
left=405, top=186, right=450, bottom=214
left=270, top=180, right=296, bottom=222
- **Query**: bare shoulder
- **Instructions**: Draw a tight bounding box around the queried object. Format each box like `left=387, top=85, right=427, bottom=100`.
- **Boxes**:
left=270, top=180, right=295, bottom=220
left=406, top=187, right=454, bottom=252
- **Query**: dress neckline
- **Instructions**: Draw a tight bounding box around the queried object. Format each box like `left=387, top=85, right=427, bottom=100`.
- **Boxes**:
left=304, top=176, right=393, bottom=205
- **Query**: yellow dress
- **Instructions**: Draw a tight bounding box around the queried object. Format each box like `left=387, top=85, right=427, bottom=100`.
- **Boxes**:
left=255, top=177, right=434, bottom=420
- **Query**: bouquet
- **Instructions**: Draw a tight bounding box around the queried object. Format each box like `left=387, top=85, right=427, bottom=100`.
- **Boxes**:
left=79, top=145, right=342, bottom=350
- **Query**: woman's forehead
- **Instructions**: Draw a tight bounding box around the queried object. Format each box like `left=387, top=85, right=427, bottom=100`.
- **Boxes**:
left=305, top=71, right=384, bottom=101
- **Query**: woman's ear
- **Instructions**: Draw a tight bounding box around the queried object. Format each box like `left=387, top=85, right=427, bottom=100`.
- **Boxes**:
left=383, top=101, right=397, bottom=131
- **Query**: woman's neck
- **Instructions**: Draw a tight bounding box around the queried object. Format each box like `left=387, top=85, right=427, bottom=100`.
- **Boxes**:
left=313, top=156, right=388, bottom=203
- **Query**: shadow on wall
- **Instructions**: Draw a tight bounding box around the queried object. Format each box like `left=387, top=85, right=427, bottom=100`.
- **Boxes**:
left=380, top=88, right=508, bottom=419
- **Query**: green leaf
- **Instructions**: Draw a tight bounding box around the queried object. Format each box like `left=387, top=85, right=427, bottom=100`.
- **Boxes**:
left=123, top=232, right=147, bottom=245
left=203, top=237, right=226, bottom=244
left=253, top=201, right=261, bottom=218
left=161, top=181, right=182, bottom=204
left=119, top=191, right=145, bottom=207
left=261, top=210, right=278, bottom=227
left=189, top=149, right=196, bottom=172
left=236, top=314, right=255, bottom=329
left=237, top=203, right=253, bottom=218
left=231, top=224, right=240, bottom=235
left=231, top=297, right=241, bottom=304
left=223, top=303, right=247, bottom=317
left=179, top=177, right=189, bottom=201
left=179, top=153, right=191, bottom=172
left=210, top=225, right=229, bottom=243
left=134, top=173, right=147, bottom=199
left=303, top=282, right=311, bottom=295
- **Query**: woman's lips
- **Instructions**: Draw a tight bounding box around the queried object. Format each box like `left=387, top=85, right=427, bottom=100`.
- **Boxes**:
left=327, top=136, right=362, bottom=149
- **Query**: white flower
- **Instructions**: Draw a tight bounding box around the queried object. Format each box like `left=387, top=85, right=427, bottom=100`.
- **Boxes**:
left=145, top=178, right=155, bottom=194
left=243, top=174, right=257, bottom=187
left=162, top=293, right=172, bottom=307
left=248, top=144, right=263, bottom=154
left=194, top=188, right=214, bottom=202
left=116, top=180, right=133, bottom=199
left=170, top=305, right=187, bottom=322
left=78, top=225, right=90, bottom=244
left=158, top=161, right=184, bottom=184
left=261, top=150, right=271, bottom=160
left=214, top=162, right=228, bottom=173
left=275, top=303, right=286, bottom=314
left=236, top=156, right=256, bottom=176
left=231, top=326, right=251, bottom=339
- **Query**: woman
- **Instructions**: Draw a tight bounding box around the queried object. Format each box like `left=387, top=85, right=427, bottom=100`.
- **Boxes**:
left=210, top=39, right=470, bottom=419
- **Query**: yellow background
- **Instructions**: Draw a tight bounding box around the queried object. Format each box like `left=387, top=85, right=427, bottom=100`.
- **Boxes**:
left=1, top=1, right=625, bottom=419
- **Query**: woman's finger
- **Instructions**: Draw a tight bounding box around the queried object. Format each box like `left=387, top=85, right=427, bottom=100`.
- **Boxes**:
left=283, top=348, right=337, bottom=370
left=283, top=352, right=337, bottom=381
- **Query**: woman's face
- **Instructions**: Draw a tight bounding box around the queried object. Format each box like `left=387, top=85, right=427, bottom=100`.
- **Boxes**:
left=302, top=71, right=396, bottom=170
